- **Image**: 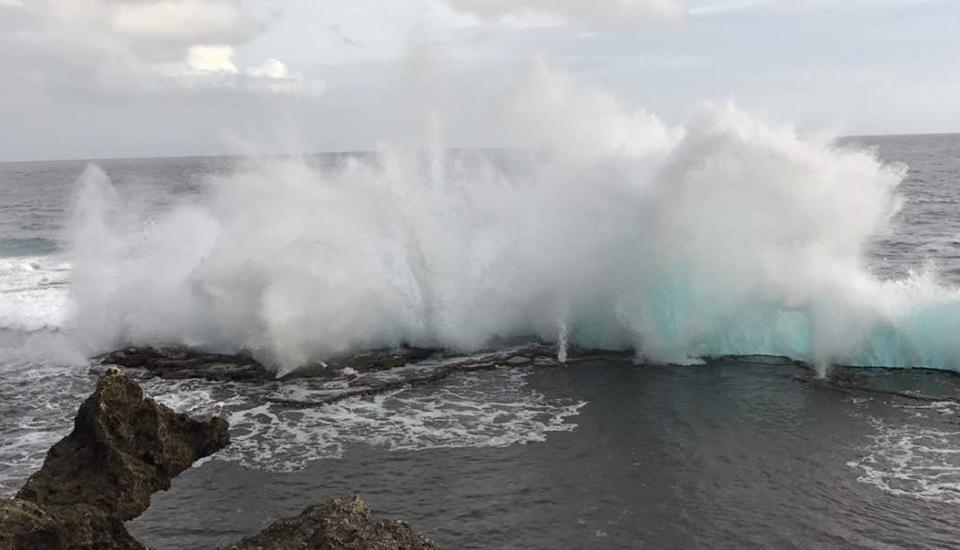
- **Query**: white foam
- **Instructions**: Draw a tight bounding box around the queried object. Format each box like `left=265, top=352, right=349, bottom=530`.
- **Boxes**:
left=895, top=400, right=960, bottom=419
left=849, top=416, right=960, bottom=503
left=223, top=369, right=584, bottom=471
left=0, top=353, right=91, bottom=495
left=0, top=427, right=69, bottom=495
left=0, top=256, right=71, bottom=332
left=151, top=388, right=218, bottom=414
left=137, top=366, right=585, bottom=473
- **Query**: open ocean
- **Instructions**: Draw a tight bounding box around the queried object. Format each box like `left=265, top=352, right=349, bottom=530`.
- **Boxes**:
left=4, top=134, right=960, bottom=548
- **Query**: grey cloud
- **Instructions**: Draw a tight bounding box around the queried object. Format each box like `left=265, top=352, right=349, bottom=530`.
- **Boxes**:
left=328, top=25, right=364, bottom=49
left=109, top=0, right=262, bottom=59
left=442, top=0, right=687, bottom=26
left=0, top=0, right=319, bottom=98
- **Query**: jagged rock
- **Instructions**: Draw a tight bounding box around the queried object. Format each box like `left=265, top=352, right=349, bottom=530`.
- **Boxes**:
left=99, top=347, right=270, bottom=381
left=284, top=348, right=436, bottom=380
left=3, top=364, right=439, bottom=549
left=97, top=346, right=438, bottom=382
left=17, top=367, right=230, bottom=520
left=0, top=499, right=145, bottom=550
left=2, top=368, right=229, bottom=548
left=225, top=496, right=437, bottom=550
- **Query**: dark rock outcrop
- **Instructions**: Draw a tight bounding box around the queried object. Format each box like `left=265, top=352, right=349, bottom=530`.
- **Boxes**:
left=0, top=499, right=143, bottom=550
left=2, top=365, right=438, bottom=549
left=284, top=348, right=436, bottom=380
left=3, top=367, right=230, bottom=549
left=99, top=345, right=563, bottom=411
left=225, top=496, right=437, bottom=550
left=17, top=366, right=230, bottom=520
left=98, top=346, right=439, bottom=382
left=99, top=347, right=269, bottom=381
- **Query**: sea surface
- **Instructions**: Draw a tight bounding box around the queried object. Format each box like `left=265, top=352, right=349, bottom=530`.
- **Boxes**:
left=3, top=136, right=960, bottom=548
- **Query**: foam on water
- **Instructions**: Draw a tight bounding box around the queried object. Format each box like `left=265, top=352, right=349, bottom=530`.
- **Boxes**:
left=144, top=367, right=585, bottom=472
left=0, top=256, right=70, bottom=331
left=1, top=358, right=584, bottom=492
left=0, top=349, right=91, bottom=495
left=849, top=414, right=960, bottom=504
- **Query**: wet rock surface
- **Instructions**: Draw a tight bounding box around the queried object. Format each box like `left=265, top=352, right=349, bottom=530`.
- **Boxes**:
left=224, top=496, right=437, bottom=550
left=0, top=499, right=143, bottom=550
left=284, top=348, right=437, bottom=380
left=2, top=367, right=439, bottom=550
left=97, top=346, right=440, bottom=383
left=96, top=344, right=573, bottom=380
left=98, top=345, right=564, bottom=410
left=2, top=368, right=230, bottom=549
left=98, top=347, right=270, bottom=382
left=17, top=367, right=230, bottom=520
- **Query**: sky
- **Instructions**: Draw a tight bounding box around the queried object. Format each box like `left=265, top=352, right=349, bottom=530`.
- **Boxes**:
left=0, top=0, right=958, bottom=162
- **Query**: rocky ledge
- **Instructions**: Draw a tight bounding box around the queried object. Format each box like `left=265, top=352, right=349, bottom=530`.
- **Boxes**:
left=0, top=499, right=143, bottom=550
left=1, top=367, right=229, bottom=548
left=16, top=367, right=230, bottom=521
left=97, top=346, right=438, bottom=382
left=95, top=344, right=563, bottom=410
left=226, top=497, right=436, bottom=550
left=1, top=369, right=436, bottom=549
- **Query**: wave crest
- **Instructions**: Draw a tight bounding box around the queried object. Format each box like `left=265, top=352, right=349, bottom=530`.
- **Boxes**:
left=67, top=64, right=960, bottom=371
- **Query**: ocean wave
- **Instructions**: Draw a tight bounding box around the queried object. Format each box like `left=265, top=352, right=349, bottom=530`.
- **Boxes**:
left=58, top=63, right=960, bottom=372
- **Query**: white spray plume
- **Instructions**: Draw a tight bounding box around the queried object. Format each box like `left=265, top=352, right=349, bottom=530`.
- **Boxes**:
left=67, top=62, right=960, bottom=372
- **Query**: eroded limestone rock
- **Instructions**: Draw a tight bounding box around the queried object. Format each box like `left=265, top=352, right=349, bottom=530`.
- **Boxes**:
left=225, top=496, right=437, bottom=550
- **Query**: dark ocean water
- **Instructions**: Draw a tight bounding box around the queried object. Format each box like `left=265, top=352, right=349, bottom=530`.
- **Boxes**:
left=2, top=136, right=960, bottom=548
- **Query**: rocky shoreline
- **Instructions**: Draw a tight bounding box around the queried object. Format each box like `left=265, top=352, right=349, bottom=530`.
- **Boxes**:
left=0, top=368, right=437, bottom=549
left=5, top=343, right=957, bottom=548
left=94, top=345, right=566, bottom=409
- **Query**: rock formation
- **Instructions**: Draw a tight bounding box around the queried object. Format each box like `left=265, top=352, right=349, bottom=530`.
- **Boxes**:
left=0, top=499, right=143, bottom=550
left=97, top=346, right=437, bottom=382
left=2, top=367, right=230, bottom=549
left=225, top=496, right=437, bottom=550
left=17, top=367, right=230, bottom=520
left=1, top=367, right=438, bottom=549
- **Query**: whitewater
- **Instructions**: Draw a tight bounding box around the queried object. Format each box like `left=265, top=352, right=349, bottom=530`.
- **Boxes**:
left=47, top=64, right=959, bottom=374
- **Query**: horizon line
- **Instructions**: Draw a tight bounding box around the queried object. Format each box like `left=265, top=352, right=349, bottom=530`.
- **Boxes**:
left=3, top=131, right=960, bottom=165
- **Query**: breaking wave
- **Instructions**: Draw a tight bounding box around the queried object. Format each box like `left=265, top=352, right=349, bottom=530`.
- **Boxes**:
left=65, top=63, right=960, bottom=372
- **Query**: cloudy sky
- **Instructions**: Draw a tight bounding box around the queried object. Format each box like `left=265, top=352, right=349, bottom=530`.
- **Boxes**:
left=1, top=0, right=958, bottom=161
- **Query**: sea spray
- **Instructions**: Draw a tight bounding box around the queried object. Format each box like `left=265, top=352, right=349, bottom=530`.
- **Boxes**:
left=65, top=63, right=960, bottom=372
left=557, top=318, right=569, bottom=364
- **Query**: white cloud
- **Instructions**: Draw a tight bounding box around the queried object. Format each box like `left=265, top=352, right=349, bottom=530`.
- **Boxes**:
left=187, top=45, right=239, bottom=74
left=110, top=0, right=255, bottom=48
left=244, top=58, right=325, bottom=96
left=168, top=50, right=324, bottom=96
left=0, top=0, right=321, bottom=98
left=246, top=58, right=290, bottom=80
left=688, top=0, right=771, bottom=17
left=688, top=0, right=938, bottom=17
left=441, top=0, right=687, bottom=26
left=34, top=0, right=257, bottom=61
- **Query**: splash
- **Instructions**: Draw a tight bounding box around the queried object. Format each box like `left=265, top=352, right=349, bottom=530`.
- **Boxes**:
left=65, top=63, right=960, bottom=372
